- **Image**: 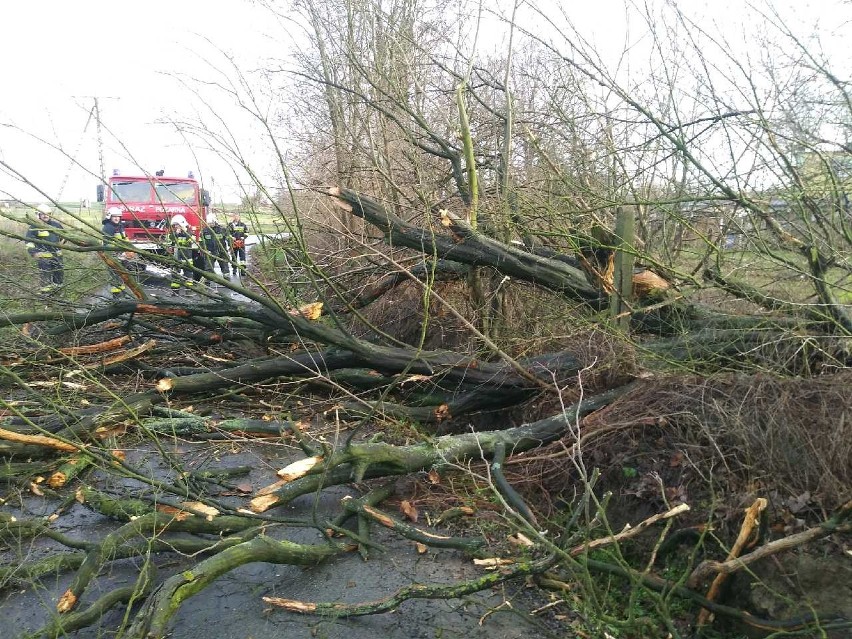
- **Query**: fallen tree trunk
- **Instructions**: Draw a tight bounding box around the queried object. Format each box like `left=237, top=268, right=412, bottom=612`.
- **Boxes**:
left=329, top=187, right=606, bottom=305
left=2, top=343, right=583, bottom=458
left=249, top=384, right=634, bottom=513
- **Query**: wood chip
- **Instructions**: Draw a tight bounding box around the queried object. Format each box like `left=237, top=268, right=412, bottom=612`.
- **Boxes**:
left=473, top=557, right=514, bottom=568
left=276, top=455, right=323, bottom=482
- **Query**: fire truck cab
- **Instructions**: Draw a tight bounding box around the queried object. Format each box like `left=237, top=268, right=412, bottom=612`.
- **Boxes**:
left=97, top=171, right=210, bottom=274
left=97, top=172, right=210, bottom=249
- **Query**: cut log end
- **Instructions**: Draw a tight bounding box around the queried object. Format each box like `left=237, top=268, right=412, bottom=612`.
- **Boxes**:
left=249, top=494, right=280, bottom=513
left=633, top=270, right=670, bottom=299
left=328, top=187, right=353, bottom=213
left=276, top=455, right=323, bottom=482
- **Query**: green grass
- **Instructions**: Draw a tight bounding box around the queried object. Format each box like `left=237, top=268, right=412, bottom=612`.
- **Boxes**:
left=0, top=209, right=110, bottom=309
left=0, top=202, right=296, bottom=300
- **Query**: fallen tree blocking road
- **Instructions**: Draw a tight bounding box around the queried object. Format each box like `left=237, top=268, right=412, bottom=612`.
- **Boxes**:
left=2, top=181, right=850, bottom=637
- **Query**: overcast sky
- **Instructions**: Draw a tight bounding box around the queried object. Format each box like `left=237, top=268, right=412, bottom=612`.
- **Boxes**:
left=0, top=0, right=283, bottom=204
left=0, top=0, right=845, bottom=205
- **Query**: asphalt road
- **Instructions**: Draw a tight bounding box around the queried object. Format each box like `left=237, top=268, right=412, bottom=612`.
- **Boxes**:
left=0, top=440, right=547, bottom=639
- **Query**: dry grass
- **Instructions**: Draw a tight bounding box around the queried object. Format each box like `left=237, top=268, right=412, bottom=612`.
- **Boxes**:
left=510, top=373, right=852, bottom=520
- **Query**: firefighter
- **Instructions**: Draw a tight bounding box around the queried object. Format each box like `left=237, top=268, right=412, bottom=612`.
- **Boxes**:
left=227, top=211, right=249, bottom=277
left=166, top=214, right=197, bottom=294
left=102, top=207, right=129, bottom=298
left=201, top=212, right=230, bottom=279
left=25, top=204, right=64, bottom=293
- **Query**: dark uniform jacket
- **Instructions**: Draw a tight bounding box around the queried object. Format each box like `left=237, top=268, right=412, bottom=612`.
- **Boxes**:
left=168, top=228, right=196, bottom=262
left=102, top=219, right=128, bottom=243
left=202, top=222, right=229, bottom=256
left=228, top=220, right=248, bottom=247
left=25, top=219, right=64, bottom=257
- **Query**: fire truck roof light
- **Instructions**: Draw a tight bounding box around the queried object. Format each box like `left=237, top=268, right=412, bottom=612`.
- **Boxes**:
left=112, top=169, right=119, bottom=176
left=188, top=171, right=194, bottom=179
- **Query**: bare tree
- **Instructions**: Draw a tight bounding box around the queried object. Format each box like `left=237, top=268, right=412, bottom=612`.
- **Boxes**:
left=1, top=2, right=851, bottom=638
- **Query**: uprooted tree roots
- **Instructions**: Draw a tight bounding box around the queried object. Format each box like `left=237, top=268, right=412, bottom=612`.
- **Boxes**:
left=2, top=188, right=851, bottom=638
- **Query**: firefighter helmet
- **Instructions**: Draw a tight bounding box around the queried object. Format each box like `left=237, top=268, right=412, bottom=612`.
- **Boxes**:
left=108, top=207, right=122, bottom=219
left=170, top=214, right=188, bottom=228
left=205, top=213, right=218, bottom=225
left=36, top=203, right=53, bottom=217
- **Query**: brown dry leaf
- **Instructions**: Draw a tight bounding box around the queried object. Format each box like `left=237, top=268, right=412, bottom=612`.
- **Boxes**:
left=669, top=451, right=684, bottom=468
left=111, top=449, right=127, bottom=462
left=47, top=472, right=68, bottom=489
left=47, top=513, right=60, bottom=523
left=427, top=469, right=441, bottom=485
left=277, top=455, right=323, bottom=482
left=56, top=589, right=77, bottom=613
left=30, top=482, right=44, bottom=497
left=400, top=500, right=418, bottom=523
left=665, top=485, right=687, bottom=504
left=439, top=209, right=452, bottom=226
left=415, top=542, right=428, bottom=554
left=235, top=482, right=253, bottom=494
left=156, top=378, right=174, bottom=392
left=434, top=404, right=451, bottom=422
left=75, top=488, right=85, bottom=504
left=473, top=558, right=514, bottom=569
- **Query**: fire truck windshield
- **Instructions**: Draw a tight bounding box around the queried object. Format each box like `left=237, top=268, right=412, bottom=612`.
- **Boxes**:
left=155, top=182, right=197, bottom=204
left=110, top=181, right=152, bottom=202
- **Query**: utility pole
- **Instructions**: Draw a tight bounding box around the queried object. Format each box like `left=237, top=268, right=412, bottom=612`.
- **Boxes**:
left=94, top=97, right=106, bottom=186
left=71, top=96, right=119, bottom=190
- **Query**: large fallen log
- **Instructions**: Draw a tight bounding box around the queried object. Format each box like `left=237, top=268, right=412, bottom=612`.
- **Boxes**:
left=329, top=187, right=607, bottom=305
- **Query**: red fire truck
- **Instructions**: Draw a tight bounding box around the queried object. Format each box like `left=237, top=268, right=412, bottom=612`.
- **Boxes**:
left=97, top=171, right=210, bottom=271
